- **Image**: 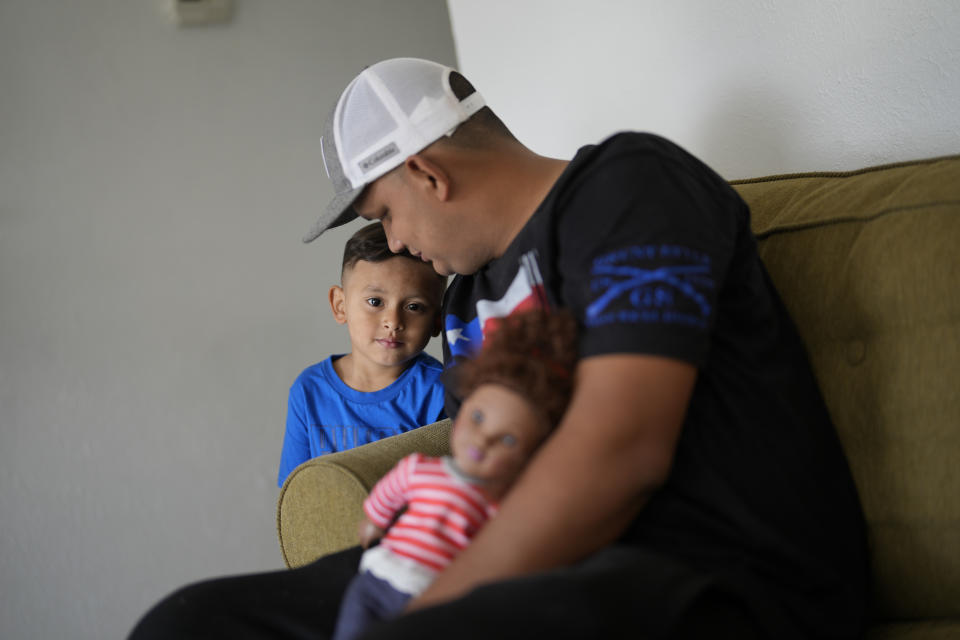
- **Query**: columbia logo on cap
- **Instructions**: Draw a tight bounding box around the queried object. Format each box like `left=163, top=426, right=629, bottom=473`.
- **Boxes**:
left=359, top=143, right=400, bottom=174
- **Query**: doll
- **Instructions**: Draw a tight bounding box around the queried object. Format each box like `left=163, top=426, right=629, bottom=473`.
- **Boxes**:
left=332, top=309, right=578, bottom=640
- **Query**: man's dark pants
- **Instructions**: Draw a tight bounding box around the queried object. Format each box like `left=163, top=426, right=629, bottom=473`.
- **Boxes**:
left=128, top=545, right=763, bottom=640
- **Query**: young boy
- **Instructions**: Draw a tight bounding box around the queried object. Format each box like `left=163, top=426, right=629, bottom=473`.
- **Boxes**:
left=277, top=222, right=447, bottom=486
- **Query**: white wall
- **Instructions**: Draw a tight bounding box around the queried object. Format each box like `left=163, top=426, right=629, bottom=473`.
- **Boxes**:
left=447, top=0, right=960, bottom=179
left=0, top=2, right=455, bottom=639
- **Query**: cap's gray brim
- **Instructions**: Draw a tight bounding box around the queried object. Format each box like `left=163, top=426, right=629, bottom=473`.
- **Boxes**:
left=302, top=185, right=364, bottom=243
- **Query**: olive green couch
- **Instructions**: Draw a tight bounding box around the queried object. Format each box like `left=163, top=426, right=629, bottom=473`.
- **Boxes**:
left=277, top=155, right=960, bottom=637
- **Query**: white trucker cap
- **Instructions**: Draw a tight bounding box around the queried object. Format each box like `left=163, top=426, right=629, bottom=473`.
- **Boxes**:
left=303, top=58, right=486, bottom=243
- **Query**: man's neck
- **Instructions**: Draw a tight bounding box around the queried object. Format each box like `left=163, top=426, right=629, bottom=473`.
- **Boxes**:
left=486, top=151, right=570, bottom=257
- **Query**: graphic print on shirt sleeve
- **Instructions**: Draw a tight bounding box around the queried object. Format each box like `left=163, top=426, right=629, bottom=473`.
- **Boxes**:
left=585, top=244, right=714, bottom=330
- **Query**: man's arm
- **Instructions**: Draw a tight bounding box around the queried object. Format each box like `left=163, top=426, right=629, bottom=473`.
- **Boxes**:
left=409, top=353, right=697, bottom=609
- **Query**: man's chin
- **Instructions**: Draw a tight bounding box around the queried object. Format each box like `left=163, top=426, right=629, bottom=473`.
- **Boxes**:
left=431, top=262, right=454, bottom=277
left=433, top=261, right=482, bottom=277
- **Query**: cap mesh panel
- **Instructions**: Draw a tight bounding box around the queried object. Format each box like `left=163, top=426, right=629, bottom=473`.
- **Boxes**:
left=340, top=76, right=396, bottom=165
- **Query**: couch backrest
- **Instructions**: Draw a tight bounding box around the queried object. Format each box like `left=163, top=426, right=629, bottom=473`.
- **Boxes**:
left=731, top=156, right=960, bottom=621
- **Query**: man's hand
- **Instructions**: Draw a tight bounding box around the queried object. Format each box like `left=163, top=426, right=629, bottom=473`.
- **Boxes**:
left=407, top=353, right=697, bottom=610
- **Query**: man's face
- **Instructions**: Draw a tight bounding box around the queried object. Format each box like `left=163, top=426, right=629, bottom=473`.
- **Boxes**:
left=352, top=171, right=492, bottom=277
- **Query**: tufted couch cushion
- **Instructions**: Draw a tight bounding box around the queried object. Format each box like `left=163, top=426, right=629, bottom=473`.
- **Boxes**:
left=731, top=156, right=960, bottom=622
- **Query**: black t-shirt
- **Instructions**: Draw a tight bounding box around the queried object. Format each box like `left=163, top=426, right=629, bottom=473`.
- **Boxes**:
left=442, top=133, right=868, bottom=637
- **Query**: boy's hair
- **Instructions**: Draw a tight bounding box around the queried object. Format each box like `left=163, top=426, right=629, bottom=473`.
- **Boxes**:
left=454, top=309, right=578, bottom=428
left=341, top=223, right=444, bottom=285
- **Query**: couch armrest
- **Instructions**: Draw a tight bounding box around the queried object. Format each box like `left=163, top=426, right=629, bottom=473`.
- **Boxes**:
left=276, top=419, right=452, bottom=568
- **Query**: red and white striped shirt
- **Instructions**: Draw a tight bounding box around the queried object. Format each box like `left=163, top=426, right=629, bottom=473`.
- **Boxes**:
left=363, top=453, right=498, bottom=574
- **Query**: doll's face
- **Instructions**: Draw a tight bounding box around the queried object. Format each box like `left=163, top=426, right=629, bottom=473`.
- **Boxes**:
left=450, top=383, right=550, bottom=493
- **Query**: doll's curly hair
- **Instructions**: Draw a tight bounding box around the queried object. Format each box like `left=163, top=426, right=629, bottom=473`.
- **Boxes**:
left=453, top=309, right=578, bottom=429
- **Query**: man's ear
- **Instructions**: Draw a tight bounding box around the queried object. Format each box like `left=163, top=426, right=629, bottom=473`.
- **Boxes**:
left=329, top=285, right=347, bottom=324
left=404, top=154, right=451, bottom=203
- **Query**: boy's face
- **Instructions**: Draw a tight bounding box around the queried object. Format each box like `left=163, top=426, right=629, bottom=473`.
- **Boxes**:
left=330, top=256, right=442, bottom=375
left=450, top=383, right=550, bottom=491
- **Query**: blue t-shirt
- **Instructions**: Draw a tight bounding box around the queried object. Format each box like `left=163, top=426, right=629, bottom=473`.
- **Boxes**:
left=277, top=352, right=446, bottom=486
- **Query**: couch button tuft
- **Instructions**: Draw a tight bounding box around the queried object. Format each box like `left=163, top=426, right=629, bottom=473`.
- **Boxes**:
left=846, top=340, right=866, bottom=365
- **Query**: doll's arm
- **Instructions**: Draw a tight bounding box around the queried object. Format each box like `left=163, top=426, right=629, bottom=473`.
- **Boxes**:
left=361, top=453, right=416, bottom=540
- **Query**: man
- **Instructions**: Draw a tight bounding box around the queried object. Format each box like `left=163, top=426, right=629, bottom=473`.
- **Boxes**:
left=130, top=58, right=868, bottom=639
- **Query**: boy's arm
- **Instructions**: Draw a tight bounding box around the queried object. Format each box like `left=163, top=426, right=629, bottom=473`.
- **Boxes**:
left=408, top=353, right=696, bottom=609
left=277, top=386, right=312, bottom=487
